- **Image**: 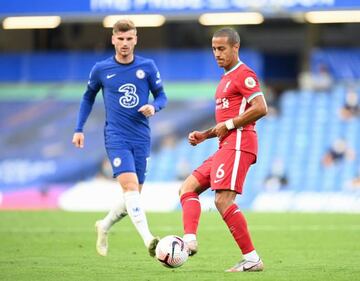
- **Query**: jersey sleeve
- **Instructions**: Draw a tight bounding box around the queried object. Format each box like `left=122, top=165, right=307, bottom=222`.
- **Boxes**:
left=147, top=60, right=163, bottom=93
left=87, top=63, right=102, bottom=92
left=235, top=69, right=263, bottom=102
left=74, top=64, right=101, bottom=132
left=147, top=60, right=167, bottom=112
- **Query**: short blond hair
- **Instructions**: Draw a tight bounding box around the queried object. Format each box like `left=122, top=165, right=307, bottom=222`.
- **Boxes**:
left=112, top=19, right=137, bottom=34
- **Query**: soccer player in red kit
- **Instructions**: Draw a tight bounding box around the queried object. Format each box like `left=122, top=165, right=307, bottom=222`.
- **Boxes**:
left=179, top=28, right=268, bottom=272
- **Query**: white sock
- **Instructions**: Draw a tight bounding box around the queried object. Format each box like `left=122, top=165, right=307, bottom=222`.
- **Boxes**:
left=101, top=196, right=127, bottom=232
left=243, top=250, right=260, bottom=262
left=124, top=191, right=154, bottom=247
left=183, top=234, right=197, bottom=242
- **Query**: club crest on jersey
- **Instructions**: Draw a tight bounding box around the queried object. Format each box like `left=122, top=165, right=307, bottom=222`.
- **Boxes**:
left=113, top=157, right=121, bottom=167
left=223, top=80, right=232, bottom=92
left=136, top=69, right=145, bottom=79
left=245, top=77, right=256, bottom=89
left=118, top=83, right=139, bottom=108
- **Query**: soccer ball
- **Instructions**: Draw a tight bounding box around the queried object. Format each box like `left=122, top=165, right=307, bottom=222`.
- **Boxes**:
left=155, top=235, right=189, bottom=268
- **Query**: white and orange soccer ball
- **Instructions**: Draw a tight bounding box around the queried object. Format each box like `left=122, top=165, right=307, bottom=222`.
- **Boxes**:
left=155, top=235, right=189, bottom=268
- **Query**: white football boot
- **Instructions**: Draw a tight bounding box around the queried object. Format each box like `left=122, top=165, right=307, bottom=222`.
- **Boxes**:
left=95, top=220, right=108, bottom=256
left=186, top=240, right=198, bottom=256
left=226, top=259, right=264, bottom=272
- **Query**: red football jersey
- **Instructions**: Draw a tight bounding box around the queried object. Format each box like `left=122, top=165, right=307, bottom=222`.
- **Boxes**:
left=215, top=61, right=263, bottom=156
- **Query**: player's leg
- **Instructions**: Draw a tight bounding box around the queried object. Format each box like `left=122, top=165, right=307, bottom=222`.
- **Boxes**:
left=95, top=197, right=127, bottom=256
left=211, top=150, right=263, bottom=272
left=98, top=150, right=149, bottom=237
left=97, top=198, right=127, bottom=233
left=215, top=190, right=263, bottom=271
left=94, top=149, right=133, bottom=256
left=179, top=156, right=212, bottom=256
left=117, top=172, right=158, bottom=256
left=131, top=143, right=159, bottom=257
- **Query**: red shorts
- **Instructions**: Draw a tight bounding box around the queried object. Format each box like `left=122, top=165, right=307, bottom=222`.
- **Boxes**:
left=192, top=149, right=256, bottom=194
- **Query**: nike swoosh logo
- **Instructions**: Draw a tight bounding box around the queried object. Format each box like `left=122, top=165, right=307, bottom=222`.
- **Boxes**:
left=243, top=264, right=258, bottom=271
left=106, top=74, right=116, bottom=79
left=214, top=178, right=224, bottom=183
left=171, top=240, right=180, bottom=258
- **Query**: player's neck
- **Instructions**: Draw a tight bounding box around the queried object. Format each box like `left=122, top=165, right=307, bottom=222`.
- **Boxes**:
left=224, top=59, right=240, bottom=72
left=115, top=53, right=134, bottom=64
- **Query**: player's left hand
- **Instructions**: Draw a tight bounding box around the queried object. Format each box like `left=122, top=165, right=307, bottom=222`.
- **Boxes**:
left=213, top=122, right=229, bottom=139
left=138, top=104, right=155, bottom=117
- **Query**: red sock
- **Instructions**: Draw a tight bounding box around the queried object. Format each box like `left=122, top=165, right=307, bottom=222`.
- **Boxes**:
left=222, top=204, right=255, bottom=254
left=180, top=192, right=201, bottom=235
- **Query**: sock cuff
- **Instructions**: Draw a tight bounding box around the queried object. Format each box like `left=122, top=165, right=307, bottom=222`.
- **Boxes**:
left=180, top=192, right=200, bottom=205
left=124, top=190, right=140, bottom=200
left=222, top=203, right=238, bottom=220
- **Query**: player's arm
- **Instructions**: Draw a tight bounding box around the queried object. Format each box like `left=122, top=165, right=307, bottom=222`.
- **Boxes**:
left=188, top=127, right=217, bottom=146
left=72, top=65, right=101, bottom=148
left=214, top=95, right=267, bottom=139
left=139, top=61, right=168, bottom=118
left=138, top=87, right=167, bottom=117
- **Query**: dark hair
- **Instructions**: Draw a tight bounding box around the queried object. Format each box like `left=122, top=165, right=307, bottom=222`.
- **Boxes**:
left=213, top=28, right=240, bottom=45
left=113, top=19, right=137, bottom=34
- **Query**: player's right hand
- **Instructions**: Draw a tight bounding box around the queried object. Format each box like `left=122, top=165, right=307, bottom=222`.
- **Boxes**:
left=72, top=132, right=84, bottom=148
left=188, top=131, right=206, bottom=146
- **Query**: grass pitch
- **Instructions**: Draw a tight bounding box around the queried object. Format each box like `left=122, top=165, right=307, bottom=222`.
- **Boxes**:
left=0, top=211, right=359, bottom=281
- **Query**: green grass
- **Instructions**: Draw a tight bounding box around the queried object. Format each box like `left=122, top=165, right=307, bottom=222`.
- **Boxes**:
left=0, top=211, right=359, bottom=281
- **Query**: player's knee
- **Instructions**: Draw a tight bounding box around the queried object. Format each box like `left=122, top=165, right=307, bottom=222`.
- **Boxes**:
left=214, top=194, right=234, bottom=215
left=121, top=182, right=139, bottom=192
left=179, top=182, right=194, bottom=196
left=214, top=196, right=226, bottom=212
left=178, top=176, right=193, bottom=195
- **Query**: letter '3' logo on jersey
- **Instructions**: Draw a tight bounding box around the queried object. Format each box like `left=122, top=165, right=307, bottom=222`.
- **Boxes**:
left=118, top=83, right=139, bottom=108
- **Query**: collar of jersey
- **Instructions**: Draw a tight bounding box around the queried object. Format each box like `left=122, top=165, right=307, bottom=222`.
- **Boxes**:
left=113, top=55, right=136, bottom=66
left=224, top=60, right=243, bottom=76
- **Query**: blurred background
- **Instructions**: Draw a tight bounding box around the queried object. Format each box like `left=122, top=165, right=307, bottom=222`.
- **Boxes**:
left=1, top=0, right=360, bottom=212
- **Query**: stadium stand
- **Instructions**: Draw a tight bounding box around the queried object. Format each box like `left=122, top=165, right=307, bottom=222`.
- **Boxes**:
left=1, top=49, right=359, bottom=210
left=148, top=83, right=360, bottom=195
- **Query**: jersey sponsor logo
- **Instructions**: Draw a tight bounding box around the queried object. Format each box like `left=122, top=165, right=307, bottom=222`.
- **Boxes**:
left=107, top=73, right=116, bottom=79
left=113, top=157, right=121, bottom=167
left=136, top=69, right=145, bottom=79
left=118, top=83, right=139, bottom=108
left=245, top=77, right=256, bottom=89
left=215, top=98, right=229, bottom=110
left=222, top=98, right=229, bottom=109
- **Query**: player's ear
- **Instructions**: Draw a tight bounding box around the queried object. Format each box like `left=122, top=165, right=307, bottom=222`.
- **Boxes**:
left=233, top=43, right=240, bottom=52
left=111, top=34, right=116, bottom=46
left=134, top=35, right=138, bottom=46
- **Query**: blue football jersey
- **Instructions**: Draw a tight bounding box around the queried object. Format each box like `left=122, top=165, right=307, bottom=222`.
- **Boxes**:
left=75, top=55, right=167, bottom=147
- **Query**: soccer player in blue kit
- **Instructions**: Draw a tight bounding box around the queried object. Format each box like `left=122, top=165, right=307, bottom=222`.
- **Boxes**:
left=72, top=19, right=167, bottom=257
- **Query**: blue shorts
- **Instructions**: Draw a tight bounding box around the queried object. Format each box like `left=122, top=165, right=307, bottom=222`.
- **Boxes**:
left=106, top=141, right=150, bottom=184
